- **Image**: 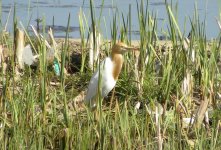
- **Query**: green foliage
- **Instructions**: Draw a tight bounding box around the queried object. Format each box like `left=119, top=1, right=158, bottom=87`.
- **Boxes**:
left=0, top=0, right=221, bottom=149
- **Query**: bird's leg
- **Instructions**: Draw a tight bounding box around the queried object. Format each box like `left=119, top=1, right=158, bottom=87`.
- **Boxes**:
left=109, top=87, right=116, bottom=110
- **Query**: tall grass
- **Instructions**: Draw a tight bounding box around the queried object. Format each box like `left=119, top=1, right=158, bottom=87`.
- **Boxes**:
left=0, top=0, right=221, bottom=149
left=78, top=8, right=87, bottom=73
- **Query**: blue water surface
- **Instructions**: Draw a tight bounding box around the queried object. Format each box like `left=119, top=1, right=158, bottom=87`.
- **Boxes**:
left=1, top=0, right=220, bottom=39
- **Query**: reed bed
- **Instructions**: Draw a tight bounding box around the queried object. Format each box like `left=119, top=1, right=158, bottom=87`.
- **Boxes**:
left=0, top=0, right=221, bottom=149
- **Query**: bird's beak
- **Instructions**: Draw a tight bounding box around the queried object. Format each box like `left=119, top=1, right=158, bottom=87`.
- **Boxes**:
left=125, top=46, right=139, bottom=52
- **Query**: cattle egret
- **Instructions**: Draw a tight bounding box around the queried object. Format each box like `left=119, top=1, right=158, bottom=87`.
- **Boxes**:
left=85, top=42, right=137, bottom=108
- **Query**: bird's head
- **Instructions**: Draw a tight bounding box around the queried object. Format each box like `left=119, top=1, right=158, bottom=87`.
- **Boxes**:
left=112, top=42, right=137, bottom=54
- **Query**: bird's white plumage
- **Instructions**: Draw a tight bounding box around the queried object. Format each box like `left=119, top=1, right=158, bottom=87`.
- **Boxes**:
left=85, top=57, right=116, bottom=107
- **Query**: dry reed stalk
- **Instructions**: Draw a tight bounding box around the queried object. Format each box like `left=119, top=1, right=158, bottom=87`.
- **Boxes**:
left=0, top=45, right=7, bottom=75
left=183, top=37, right=190, bottom=51
left=15, top=28, right=25, bottom=70
left=183, top=37, right=195, bottom=62
left=47, top=28, right=57, bottom=63
left=193, top=81, right=214, bottom=132
left=1, top=46, right=10, bottom=75
left=48, top=28, right=58, bottom=49
left=156, top=105, right=163, bottom=150
left=31, top=25, right=69, bottom=75
left=194, top=86, right=211, bottom=129
left=134, top=50, right=141, bottom=92
left=30, top=25, right=51, bottom=49
left=88, top=27, right=102, bottom=71
left=194, top=98, right=210, bottom=128
left=182, top=70, right=194, bottom=111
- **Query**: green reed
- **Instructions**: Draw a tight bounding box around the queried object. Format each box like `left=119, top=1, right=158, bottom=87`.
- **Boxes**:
left=0, top=0, right=221, bottom=149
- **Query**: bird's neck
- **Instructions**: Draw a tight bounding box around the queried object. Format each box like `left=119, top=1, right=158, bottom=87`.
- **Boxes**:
left=111, top=53, right=124, bottom=80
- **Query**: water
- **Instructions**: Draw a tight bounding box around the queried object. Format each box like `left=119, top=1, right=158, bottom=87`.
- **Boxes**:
left=1, top=0, right=220, bottom=39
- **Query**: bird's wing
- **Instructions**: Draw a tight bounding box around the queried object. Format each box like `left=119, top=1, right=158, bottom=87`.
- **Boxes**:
left=85, top=57, right=113, bottom=105
left=85, top=68, right=99, bottom=103
left=100, top=59, right=116, bottom=97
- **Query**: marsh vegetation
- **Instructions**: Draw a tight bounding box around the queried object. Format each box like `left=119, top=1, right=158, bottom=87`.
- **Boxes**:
left=0, top=0, right=221, bottom=149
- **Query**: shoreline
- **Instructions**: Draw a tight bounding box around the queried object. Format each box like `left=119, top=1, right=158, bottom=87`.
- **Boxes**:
left=55, top=38, right=174, bottom=49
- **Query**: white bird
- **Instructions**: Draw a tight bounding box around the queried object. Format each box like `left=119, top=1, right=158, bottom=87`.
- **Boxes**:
left=85, top=42, right=137, bottom=108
